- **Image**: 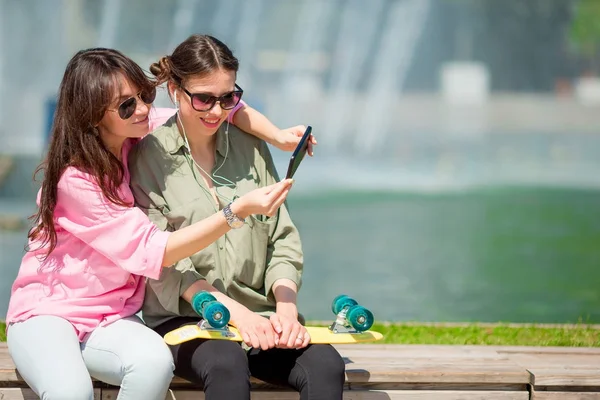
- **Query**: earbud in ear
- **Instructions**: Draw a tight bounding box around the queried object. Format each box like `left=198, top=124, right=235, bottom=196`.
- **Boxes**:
left=173, top=90, right=178, bottom=105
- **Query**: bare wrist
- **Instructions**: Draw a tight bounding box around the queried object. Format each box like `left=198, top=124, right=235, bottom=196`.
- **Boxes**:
left=276, top=302, right=298, bottom=318
left=230, top=304, right=253, bottom=326
left=271, top=129, right=283, bottom=145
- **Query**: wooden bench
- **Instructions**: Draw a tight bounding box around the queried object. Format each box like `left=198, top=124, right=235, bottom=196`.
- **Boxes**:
left=2, top=343, right=600, bottom=399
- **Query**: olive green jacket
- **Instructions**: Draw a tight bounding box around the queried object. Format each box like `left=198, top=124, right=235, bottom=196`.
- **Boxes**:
left=128, top=117, right=303, bottom=328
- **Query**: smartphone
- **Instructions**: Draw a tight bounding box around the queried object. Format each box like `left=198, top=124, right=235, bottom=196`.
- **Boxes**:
left=285, top=126, right=312, bottom=180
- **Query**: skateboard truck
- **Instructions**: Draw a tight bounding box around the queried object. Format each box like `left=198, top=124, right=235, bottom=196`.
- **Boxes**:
left=329, top=295, right=375, bottom=334
left=329, top=307, right=361, bottom=334
left=198, top=317, right=227, bottom=331
left=196, top=319, right=238, bottom=338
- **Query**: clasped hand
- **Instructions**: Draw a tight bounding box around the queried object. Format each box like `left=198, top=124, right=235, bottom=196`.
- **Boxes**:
left=235, top=311, right=309, bottom=350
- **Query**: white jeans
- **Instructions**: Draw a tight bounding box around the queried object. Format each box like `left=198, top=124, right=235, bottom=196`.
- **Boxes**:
left=7, top=315, right=174, bottom=400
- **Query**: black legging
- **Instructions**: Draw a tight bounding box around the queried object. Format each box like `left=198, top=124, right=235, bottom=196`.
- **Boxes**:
left=155, top=316, right=346, bottom=400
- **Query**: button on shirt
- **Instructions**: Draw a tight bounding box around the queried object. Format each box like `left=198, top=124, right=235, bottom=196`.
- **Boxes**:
left=128, top=117, right=303, bottom=329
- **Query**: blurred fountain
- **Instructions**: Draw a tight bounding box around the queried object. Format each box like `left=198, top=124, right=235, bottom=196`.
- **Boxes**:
left=357, top=0, right=431, bottom=154
left=234, top=0, right=265, bottom=93
left=211, top=0, right=240, bottom=43
left=321, top=0, right=385, bottom=149
left=0, top=0, right=4, bottom=137
left=97, top=0, right=121, bottom=48
left=168, top=0, right=199, bottom=51
left=276, top=0, right=335, bottom=126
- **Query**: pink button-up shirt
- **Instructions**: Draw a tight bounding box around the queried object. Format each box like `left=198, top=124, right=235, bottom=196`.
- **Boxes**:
left=6, top=105, right=244, bottom=340
left=5, top=138, right=169, bottom=340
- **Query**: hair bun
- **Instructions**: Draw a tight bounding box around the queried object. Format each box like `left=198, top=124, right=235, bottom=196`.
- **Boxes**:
left=150, top=56, right=170, bottom=84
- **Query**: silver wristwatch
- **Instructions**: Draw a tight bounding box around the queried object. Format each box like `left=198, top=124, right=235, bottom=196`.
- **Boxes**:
left=223, top=203, right=244, bottom=229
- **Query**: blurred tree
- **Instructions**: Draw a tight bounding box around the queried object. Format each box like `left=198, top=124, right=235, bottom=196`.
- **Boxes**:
left=478, top=0, right=574, bottom=91
left=439, top=0, right=575, bottom=91
left=569, top=0, right=600, bottom=74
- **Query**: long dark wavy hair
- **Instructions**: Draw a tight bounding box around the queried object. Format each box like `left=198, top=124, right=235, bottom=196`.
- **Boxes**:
left=29, top=48, right=155, bottom=259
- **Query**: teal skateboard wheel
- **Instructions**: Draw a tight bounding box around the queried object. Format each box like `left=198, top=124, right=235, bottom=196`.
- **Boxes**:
left=192, top=291, right=217, bottom=315
left=332, top=294, right=358, bottom=315
left=203, top=301, right=230, bottom=329
left=347, top=305, right=374, bottom=332
left=191, top=291, right=230, bottom=328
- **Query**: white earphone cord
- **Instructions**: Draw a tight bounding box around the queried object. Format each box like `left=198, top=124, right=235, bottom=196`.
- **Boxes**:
left=175, top=98, right=237, bottom=204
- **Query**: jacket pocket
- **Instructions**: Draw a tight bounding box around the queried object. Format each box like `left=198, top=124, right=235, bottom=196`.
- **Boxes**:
left=232, top=214, right=278, bottom=289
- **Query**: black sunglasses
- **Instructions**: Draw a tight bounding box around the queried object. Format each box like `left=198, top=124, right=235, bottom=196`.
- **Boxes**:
left=112, top=87, right=157, bottom=120
left=181, top=84, right=243, bottom=112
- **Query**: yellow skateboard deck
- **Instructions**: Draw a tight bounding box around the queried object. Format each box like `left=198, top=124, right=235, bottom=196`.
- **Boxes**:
left=164, top=325, right=383, bottom=346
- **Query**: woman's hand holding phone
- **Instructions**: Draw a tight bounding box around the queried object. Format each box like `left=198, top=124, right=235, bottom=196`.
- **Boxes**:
left=275, top=125, right=317, bottom=156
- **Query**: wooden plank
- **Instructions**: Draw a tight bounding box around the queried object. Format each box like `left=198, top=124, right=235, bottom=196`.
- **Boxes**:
left=0, top=369, right=20, bottom=383
left=339, top=345, right=530, bottom=385
left=334, top=345, right=505, bottom=359
left=339, top=350, right=505, bottom=360
left=341, top=392, right=528, bottom=400
left=493, top=346, right=600, bottom=355
left=496, top=347, right=600, bottom=389
left=168, top=376, right=306, bottom=389
left=105, top=390, right=300, bottom=400
left=0, top=342, right=531, bottom=386
left=528, top=368, right=600, bottom=387
left=347, top=383, right=528, bottom=392
left=343, top=357, right=527, bottom=367
left=169, top=379, right=524, bottom=393
left=335, top=344, right=600, bottom=356
left=0, top=388, right=101, bottom=399
left=102, top=389, right=528, bottom=400
left=0, top=371, right=529, bottom=387
left=1, top=365, right=530, bottom=386
left=533, top=393, right=600, bottom=400
left=344, top=362, right=530, bottom=384
left=507, top=353, right=600, bottom=369
left=0, top=346, right=16, bottom=369
left=0, top=343, right=520, bottom=359
left=12, top=343, right=600, bottom=393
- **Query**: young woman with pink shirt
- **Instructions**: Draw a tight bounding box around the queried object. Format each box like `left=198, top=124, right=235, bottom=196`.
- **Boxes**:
left=5, top=48, right=305, bottom=400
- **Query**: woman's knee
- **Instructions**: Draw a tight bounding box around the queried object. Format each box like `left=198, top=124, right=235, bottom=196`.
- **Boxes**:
left=300, top=344, right=346, bottom=381
left=127, top=340, right=175, bottom=379
left=199, top=340, right=248, bottom=379
left=40, top=379, right=95, bottom=400
left=7, top=317, right=95, bottom=400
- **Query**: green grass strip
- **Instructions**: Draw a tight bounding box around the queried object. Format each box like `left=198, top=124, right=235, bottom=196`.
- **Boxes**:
left=366, top=322, right=600, bottom=347
left=1, top=321, right=598, bottom=346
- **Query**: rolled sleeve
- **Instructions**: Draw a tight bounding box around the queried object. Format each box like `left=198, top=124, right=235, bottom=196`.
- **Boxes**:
left=258, top=142, right=304, bottom=301
left=147, top=258, right=204, bottom=315
left=264, top=263, right=302, bottom=300
left=179, top=262, right=205, bottom=295
left=143, top=229, right=170, bottom=280
left=263, top=204, right=304, bottom=300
